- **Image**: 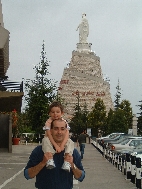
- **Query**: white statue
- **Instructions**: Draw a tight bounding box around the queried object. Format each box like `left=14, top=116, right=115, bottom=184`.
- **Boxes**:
left=76, top=13, right=89, bottom=43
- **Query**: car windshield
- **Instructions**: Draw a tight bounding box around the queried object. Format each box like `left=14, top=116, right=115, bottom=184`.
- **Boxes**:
left=137, top=152, right=142, bottom=154
left=121, top=138, right=130, bottom=145
left=134, top=143, right=142, bottom=149
left=115, top=137, right=127, bottom=143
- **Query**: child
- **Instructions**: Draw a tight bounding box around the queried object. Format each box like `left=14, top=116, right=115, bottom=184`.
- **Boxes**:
left=42, top=101, right=74, bottom=172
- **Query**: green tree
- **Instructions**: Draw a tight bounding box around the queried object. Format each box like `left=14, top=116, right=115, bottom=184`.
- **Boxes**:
left=137, top=100, right=142, bottom=135
left=114, top=79, right=122, bottom=110
left=70, top=103, right=88, bottom=135
left=88, top=98, right=106, bottom=137
left=119, top=100, right=133, bottom=129
left=107, top=108, right=127, bottom=133
left=17, top=112, right=33, bottom=134
left=107, top=100, right=133, bottom=134
left=105, top=108, right=114, bottom=135
left=24, top=41, right=57, bottom=134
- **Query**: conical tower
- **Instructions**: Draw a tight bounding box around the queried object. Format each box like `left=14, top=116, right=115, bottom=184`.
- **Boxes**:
left=58, top=14, right=114, bottom=120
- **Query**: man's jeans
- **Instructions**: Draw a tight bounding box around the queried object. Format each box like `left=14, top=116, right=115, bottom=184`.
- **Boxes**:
left=80, top=144, right=85, bottom=159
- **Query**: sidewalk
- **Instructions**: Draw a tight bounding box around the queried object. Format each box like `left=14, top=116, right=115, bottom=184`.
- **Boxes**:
left=78, top=143, right=137, bottom=189
left=0, top=143, right=137, bottom=189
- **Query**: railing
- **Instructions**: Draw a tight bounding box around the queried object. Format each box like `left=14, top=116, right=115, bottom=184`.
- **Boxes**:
left=0, top=80, right=23, bottom=92
left=91, top=138, right=142, bottom=189
left=20, top=133, right=45, bottom=145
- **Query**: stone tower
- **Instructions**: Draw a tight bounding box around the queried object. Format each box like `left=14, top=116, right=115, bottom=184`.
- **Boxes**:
left=58, top=14, right=114, bottom=120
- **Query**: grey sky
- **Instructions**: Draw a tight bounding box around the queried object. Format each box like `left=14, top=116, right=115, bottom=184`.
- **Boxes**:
left=1, top=0, right=142, bottom=115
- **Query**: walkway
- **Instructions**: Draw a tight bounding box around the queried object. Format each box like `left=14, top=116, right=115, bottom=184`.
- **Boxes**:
left=0, top=143, right=138, bottom=189
left=78, top=143, right=137, bottom=189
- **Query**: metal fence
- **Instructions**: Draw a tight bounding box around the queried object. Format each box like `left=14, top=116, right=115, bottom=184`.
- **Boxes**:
left=91, top=138, right=142, bottom=189
left=0, top=80, right=23, bottom=92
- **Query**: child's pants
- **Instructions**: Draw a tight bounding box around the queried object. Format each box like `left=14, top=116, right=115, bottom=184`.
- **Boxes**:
left=42, top=137, right=74, bottom=155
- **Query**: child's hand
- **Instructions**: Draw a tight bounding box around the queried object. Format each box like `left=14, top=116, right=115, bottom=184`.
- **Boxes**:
left=55, top=145, right=61, bottom=153
left=60, top=144, right=65, bottom=151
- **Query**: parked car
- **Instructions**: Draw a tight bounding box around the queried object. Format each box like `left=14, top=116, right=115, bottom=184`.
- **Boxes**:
left=107, top=135, right=138, bottom=150
left=96, top=132, right=124, bottom=144
left=110, top=138, right=142, bottom=152
left=100, top=133, right=125, bottom=148
left=96, top=133, right=120, bottom=140
left=118, top=143, right=142, bottom=157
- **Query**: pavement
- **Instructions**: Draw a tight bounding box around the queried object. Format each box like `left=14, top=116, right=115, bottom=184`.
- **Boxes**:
left=0, top=142, right=138, bottom=189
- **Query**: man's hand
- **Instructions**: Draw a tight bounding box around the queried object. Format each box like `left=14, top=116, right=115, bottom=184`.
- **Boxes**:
left=27, top=152, right=53, bottom=179
left=64, top=154, right=73, bottom=166
left=64, top=154, right=83, bottom=179
left=43, top=152, right=53, bottom=163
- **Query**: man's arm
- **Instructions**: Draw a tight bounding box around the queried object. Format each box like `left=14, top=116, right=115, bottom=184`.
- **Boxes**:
left=26, top=160, right=46, bottom=179
left=71, top=163, right=83, bottom=179
left=24, top=152, right=52, bottom=179
left=64, top=154, right=85, bottom=181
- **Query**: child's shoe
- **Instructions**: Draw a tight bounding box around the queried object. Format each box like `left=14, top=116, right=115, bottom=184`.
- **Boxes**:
left=61, top=161, right=71, bottom=172
left=46, top=159, right=55, bottom=169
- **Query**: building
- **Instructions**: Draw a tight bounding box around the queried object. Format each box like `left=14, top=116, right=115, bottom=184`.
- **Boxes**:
left=0, top=0, right=24, bottom=112
left=58, top=14, right=114, bottom=120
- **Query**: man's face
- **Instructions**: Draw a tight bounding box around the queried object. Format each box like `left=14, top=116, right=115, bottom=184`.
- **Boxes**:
left=50, top=120, right=67, bottom=143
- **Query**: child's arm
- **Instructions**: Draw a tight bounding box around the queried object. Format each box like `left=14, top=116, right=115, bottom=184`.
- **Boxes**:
left=44, top=118, right=61, bottom=153
left=45, top=129, right=61, bottom=153
left=60, top=129, right=69, bottom=151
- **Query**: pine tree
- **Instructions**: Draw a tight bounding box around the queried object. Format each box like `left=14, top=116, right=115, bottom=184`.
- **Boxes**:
left=119, top=100, right=133, bottom=129
left=106, top=100, right=133, bottom=134
left=137, top=100, right=142, bottom=135
left=108, top=108, right=127, bottom=133
left=24, top=41, right=57, bottom=134
left=105, top=108, right=114, bottom=135
left=88, top=98, right=106, bottom=137
left=70, top=101, right=88, bottom=135
left=114, top=79, right=122, bottom=110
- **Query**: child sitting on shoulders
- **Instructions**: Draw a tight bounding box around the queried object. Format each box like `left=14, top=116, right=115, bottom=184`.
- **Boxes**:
left=42, top=101, right=74, bottom=172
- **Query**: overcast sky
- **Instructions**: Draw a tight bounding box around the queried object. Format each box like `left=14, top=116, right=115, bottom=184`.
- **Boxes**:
left=1, top=0, right=142, bottom=115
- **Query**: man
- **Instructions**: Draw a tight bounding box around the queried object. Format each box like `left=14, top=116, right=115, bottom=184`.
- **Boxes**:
left=24, top=119, right=85, bottom=189
left=77, top=130, right=87, bottom=160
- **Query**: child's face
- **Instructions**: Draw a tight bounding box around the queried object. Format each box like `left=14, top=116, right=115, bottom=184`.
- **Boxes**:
left=49, top=107, right=63, bottom=120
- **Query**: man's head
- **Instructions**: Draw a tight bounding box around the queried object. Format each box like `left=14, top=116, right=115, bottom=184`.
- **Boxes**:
left=50, top=118, right=67, bottom=144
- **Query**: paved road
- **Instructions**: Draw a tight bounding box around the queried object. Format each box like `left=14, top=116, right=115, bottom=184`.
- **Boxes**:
left=0, top=143, right=137, bottom=189
left=78, top=144, right=137, bottom=189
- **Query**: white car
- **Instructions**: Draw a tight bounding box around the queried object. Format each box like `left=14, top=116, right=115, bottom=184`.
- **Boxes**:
left=110, top=138, right=142, bottom=152
left=96, top=132, right=124, bottom=143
